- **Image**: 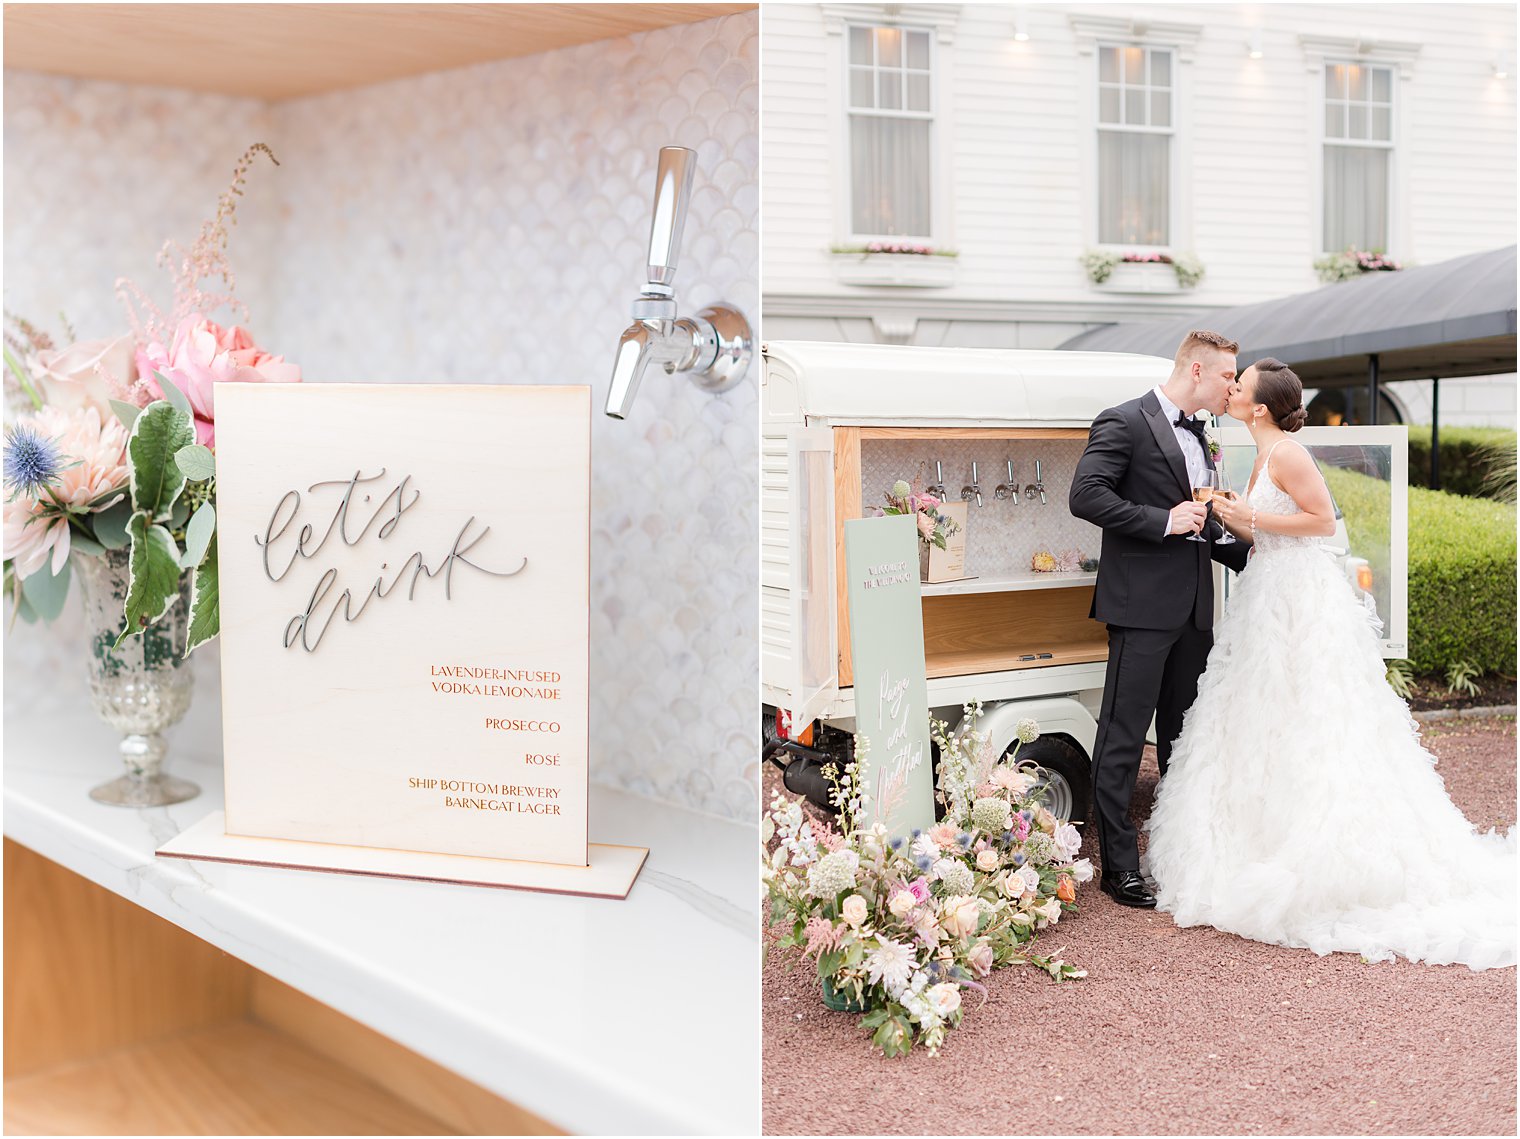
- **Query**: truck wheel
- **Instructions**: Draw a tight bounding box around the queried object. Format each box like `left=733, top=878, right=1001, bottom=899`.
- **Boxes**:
left=1009, top=735, right=1090, bottom=824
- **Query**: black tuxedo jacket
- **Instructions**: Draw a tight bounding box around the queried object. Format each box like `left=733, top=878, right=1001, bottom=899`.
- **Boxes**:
left=1069, top=390, right=1251, bottom=631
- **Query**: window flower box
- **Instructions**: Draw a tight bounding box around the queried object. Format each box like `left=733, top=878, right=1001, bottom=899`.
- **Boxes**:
left=830, top=245, right=958, bottom=288
left=1081, top=249, right=1204, bottom=294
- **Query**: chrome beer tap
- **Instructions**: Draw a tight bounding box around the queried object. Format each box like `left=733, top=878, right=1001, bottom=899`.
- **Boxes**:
left=605, top=146, right=752, bottom=419
left=961, top=461, right=983, bottom=508
left=1024, top=458, right=1048, bottom=505
left=926, top=460, right=947, bottom=500
left=994, top=459, right=1018, bottom=504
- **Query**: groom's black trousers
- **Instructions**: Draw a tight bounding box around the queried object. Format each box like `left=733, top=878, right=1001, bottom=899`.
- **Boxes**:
left=1089, top=621, right=1213, bottom=875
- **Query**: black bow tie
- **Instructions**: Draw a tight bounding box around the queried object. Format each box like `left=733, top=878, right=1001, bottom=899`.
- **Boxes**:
left=1174, top=413, right=1207, bottom=441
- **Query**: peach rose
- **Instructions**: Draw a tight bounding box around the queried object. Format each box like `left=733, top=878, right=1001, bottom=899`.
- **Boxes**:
left=967, top=941, right=995, bottom=978
left=940, top=895, right=981, bottom=939
left=841, top=894, right=869, bottom=927
left=26, top=333, right=135, bottom=416
left=1057, top=876, right=1077, bottom=903
left=975, top=848, right=1000, bottom=873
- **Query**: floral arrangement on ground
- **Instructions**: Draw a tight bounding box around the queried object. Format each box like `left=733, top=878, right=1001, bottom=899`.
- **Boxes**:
left=875, top=477, right=961, bottom=551
left=762, top=705, right=1091, bottom=1058
left=4, top=144, right=300, bottom=649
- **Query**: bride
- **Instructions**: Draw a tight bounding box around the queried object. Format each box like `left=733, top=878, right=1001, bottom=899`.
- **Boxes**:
left=1143, top=357, right=1515, bottom=970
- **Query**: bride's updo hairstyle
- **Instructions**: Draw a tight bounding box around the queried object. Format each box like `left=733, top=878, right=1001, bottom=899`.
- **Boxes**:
left=1252, top=357, right=1308, bottom=433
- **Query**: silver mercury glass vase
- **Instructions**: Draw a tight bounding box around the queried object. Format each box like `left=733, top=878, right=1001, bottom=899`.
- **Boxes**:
left=72, top=548, right=199, bottom=807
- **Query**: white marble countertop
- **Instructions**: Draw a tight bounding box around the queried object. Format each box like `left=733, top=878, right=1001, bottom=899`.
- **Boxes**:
left=920, top=569, right=1097, bottom=597
left=3, top=676, right=758, bottom=1135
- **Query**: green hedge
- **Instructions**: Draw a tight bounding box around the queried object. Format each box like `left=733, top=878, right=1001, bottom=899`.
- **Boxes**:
left=1406, top=485, right=1516, bottom=674
left=1320, top=467, right=1515, bottom=674
left=1407, top=425, right=1516, bottom=499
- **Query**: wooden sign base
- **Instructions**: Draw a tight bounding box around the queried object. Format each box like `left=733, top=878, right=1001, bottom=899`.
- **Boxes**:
left=157, top=812, right=648, bottom=900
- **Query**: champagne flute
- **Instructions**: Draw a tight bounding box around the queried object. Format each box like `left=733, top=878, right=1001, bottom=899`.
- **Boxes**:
left=1187, top=469, right=1218, bottom=542
left=1213, top=465, right=1236, bottom=545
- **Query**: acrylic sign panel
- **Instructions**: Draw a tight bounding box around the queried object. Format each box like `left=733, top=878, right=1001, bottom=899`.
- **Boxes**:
left=214, top=384, right=590, bottom=867
left=843, top=514, right=936, bottom=837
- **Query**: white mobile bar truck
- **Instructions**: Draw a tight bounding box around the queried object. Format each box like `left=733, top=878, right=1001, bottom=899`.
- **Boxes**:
left=761, top=341, right=1409, bottom=821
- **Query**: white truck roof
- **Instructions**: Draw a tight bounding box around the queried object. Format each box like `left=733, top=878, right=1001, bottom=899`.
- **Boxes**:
left=762, top=341, right=1176, bottom=427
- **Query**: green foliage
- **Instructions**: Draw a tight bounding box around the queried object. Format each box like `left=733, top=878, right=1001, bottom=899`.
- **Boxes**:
left=1385, top=659, right=1416, bottom=700
left=1445, top=660, right=1484, bottom=697
left=20, top=558, right=71, bottom=622
left=174, top=444, right=215, bottom=482
left=127, top=401, right=195, bottom=521
left=1407, top=486, right=1516, bottom=674
left=1407, top=425, right=1517, bottom=501
left=117, top=513, right=182, bottom=648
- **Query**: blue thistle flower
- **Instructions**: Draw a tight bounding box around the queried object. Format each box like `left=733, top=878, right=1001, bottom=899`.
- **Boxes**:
left=1012, top=853, right=1026, bottom=867
left=888, top=836, right=904, bottom=850
left=956, top=832, right=973, bottom=848
left=1000, top=830, right=1014, bottom=845
left=927, top=960, right=942, bottom=978
left=914, top=855, right=932, bottom=871
left=910, top=828, right=923, bottom=839
left=3, top=425, right=62, bottom=499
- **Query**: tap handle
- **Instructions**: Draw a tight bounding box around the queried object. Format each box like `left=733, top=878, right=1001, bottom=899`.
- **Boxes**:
left=1006, top=459, right=1015, bottom=483
left=935, top=460, right=944, bottom=487
left=970, top=460, right=978, bottom=485
left=1034, top=458, right=1043, bottom=482
left=646, top=146, right=696, bottom=291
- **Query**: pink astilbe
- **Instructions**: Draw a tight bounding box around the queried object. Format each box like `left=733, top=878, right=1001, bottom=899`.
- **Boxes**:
left=814, top=821, right=847, bottom=853
left=802, top=916, right=846, bottom=958
left=114, top=144, right=280, bottom=405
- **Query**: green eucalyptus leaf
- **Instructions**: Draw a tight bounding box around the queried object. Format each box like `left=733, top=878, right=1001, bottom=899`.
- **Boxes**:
left=128, top=401, right=195, bottom=521
left=184, top=534, right=219, bottom=656
left=20, top=559, right=72, bottom=622
left=152, top=370, right=194, bottom=419
left=174, top=443, right=215, bottom=482
left=93, top=499, right=133, bottom=549
left=169, top=497, right=190, bottom=531
left=109, top=399, right=142, bottom=431
left=116, top=513, right=181, bottom=648
left=69, top=533, right=106, bottom=557
left=181, top=502, right=215, bottom=570
left=14, top=591, right=39, bottom=624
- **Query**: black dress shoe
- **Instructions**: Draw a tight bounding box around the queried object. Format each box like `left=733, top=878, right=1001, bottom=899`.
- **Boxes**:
left=1100, top=870, right=1157, bottom=908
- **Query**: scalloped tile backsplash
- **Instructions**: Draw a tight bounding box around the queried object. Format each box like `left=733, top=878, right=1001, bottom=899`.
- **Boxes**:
left=3, top=11, right=759, bottom=821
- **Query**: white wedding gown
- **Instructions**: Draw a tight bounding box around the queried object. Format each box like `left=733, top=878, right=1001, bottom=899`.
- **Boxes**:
left=1145, top=450, right=1516, bottom=970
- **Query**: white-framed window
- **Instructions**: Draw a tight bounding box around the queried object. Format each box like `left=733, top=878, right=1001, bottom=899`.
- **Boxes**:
left=1322, top=60, right=1394, bottom=253
left=846, top=23, right=934, bottom=239
left=1096, top=43, right=1174, bottom=246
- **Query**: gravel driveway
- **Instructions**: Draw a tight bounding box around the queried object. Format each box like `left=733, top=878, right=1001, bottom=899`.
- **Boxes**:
left=762, top=717, right=1516, bottom=1135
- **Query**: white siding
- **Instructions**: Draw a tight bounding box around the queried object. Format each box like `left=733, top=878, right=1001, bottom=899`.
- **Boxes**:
left=763, top=3, right=1517, bottom=312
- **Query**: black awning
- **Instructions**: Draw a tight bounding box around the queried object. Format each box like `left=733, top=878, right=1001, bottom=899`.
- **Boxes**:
left=1058, top=246, right=1518, bottom=386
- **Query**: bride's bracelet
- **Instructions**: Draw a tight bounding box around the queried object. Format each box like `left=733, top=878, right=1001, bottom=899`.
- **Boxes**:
left=1250, top=507, right=1258, bottom=537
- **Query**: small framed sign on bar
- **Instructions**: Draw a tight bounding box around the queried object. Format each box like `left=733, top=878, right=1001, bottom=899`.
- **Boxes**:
left=158, top=383, right=646, bottom=898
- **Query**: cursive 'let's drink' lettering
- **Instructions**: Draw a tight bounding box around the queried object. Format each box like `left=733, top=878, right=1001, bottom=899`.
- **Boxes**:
left=255, top=468, right=526, bottom=653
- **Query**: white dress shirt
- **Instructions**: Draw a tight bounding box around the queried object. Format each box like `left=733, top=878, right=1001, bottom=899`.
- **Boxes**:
left=1153, top=385, right=1207, bottom=538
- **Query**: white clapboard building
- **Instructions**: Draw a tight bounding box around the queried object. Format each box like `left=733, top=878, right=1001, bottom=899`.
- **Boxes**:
left=762, top=2, right=1517, bottom=426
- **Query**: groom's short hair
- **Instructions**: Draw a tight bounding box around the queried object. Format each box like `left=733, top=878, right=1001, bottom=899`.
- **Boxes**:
left=1173, top=330, right=1239, bottom=371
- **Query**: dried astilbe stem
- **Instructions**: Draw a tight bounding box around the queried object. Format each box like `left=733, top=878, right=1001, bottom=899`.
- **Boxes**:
left=4, top=311, right=55, bottom=355
left=115, top=143, right=280, bottom=348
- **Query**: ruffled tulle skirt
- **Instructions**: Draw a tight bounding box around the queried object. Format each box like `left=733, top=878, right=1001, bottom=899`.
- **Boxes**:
left=1145, top=545, right=1516, bottom=971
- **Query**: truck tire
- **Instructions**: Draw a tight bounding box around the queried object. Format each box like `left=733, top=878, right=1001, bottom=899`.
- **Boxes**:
left=1010, top=735, right=1091, bottom=824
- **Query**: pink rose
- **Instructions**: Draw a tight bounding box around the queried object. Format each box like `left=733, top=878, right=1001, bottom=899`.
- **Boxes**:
left=26, top=333, right=135, bottom=416
left=137, top=315, right=300, bottom=446
left=940, top=895, right=981, bottom=939
left=908, top=876, right=931, bottom=904
left=967, top=942, right=995, bottom=978
left=975, top=848, right=1000, bottom=872
left=841, top=894, right=869, bottom=928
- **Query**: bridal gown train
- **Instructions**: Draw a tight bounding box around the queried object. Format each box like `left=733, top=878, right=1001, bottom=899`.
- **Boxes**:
left=1145, top=450, right=1516, bottom=970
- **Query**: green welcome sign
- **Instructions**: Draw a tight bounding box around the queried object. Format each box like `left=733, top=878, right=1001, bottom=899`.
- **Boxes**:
left=843, top=515, right=937, bottom=838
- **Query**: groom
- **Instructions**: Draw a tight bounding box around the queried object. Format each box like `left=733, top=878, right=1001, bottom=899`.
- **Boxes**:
left=1069, top=329, right=1252, bottom=908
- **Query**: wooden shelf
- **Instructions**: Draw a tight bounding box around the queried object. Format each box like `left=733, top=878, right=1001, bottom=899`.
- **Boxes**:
left=859, top=427, right=1090, bottom=440
left=5, top=1022, right=456, bottom=1136
left=3, top=4, right=755, bottom=101
left=925, top=639, right=1109, bottom=680
left=4, top=839, right=558, bottom=1136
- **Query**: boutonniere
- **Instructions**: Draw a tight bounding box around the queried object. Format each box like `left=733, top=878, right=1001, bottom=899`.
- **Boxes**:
left=1204, top=427, right=1221, bottom=462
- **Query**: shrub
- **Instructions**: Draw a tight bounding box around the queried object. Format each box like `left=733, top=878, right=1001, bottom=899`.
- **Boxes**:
left=1406, top=485, right=1516, bottom=674
left=1406, top=425, right=1517, bottom=500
